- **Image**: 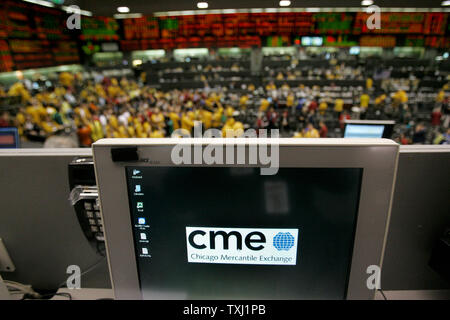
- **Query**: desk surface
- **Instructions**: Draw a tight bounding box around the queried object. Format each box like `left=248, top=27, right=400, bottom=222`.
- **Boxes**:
left=50, top=289, right=450, bottom=300
left=375, top=290, right=450, bottom=300
left=7, top=287, right=450, bottom=300
left=52, top=288, right=114, bottom=300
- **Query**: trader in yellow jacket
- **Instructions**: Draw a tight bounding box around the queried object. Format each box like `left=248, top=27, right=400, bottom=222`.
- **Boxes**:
left=212, top=107, right=223, bottom=128
left=222, top=118, right=244, bottom=138
left=360, top=93, right=370, bottom=109
left=169, top=109, right=181, bottom=130
left=334, top=98, right=344, bottom=113
left=181, top=111, right=195, bottom=133
left=393, top=90, right=408, bottom=107
left=260, top=98, right=270, bottom=112
left=8, top=82, right=31, bottom=103
left=318, top=100, right=328, bottom=115
left=200, top=108, right=213, bottom=130
left=303, top=123, right=320, bottom=138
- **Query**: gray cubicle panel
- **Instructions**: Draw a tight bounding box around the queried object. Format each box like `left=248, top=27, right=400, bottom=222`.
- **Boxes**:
left=382, top=145, right=450, bottom=290
left=0, top=149, right=111, bottom=290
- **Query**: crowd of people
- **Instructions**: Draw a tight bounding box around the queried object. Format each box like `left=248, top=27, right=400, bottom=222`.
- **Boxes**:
left=0, top=65, right=449, bottom=147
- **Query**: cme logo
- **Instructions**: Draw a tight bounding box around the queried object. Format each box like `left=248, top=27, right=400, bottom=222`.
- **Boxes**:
left=273, top=232, right=295, bottom=251
left=188, top=229, right=266, bottom=251
left=186, top=227, right=299, bottom=266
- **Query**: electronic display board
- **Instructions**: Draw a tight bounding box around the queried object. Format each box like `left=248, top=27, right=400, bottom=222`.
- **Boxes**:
left=0, top=0, right=80, bottom=71
left=313, top=13, right=353, bottom=34
left=353, top=12, right=448, bottom=35
left=120, top=12, right=449, bottom=50
left=80, top=16, right=119, bottom=41
left=0, top=5, right=448, bottom=70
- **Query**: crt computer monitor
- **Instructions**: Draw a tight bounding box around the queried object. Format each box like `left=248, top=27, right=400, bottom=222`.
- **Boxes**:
left=0, top=148, right=110, bottom=290
left=93, top=138, right=399, bottom=300
left=344, top=120, right=395, bottom=139
left=0, top=127, right=19, bottom=148
left=382, top=145, right=450, bottom=291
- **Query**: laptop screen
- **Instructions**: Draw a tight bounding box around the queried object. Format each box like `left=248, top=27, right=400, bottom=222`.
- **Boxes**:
left=344, top=124, right=385, bottom=139
left=125, top=166, right=363, bottom=299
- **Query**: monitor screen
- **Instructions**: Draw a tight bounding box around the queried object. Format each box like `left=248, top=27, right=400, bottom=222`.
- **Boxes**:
left=344, top=124, right=385, bottom=139
left=301, top=36, right=323, bottom=46
left=349, top=47, right=360, bottom=55
left=0, top=127, right=19, bottom=148
left=125, top=166, right=363, bottom=299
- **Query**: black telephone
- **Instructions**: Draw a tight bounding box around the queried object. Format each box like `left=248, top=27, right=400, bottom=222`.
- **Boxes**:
left=68, top=157, right=105, bottom=256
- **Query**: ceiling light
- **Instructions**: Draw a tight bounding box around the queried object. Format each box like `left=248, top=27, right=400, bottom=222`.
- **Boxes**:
left=361, top=0, right=374, bottom=5
left=117, top=6, right=130, bottom=13
left=279, top=0, right=291, bottom=6
left=22, top=0, right=55, bottom=8
left=197, top=2, right=208, bottom=9
left=62, top=5, right=93, bottom=16
left=114, top=13, right=143, bottom=19
left=442, top=1, right=450, bottom=5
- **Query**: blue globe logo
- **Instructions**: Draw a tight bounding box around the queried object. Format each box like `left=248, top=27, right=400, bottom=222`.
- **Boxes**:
left=273, top=232, right=295, bottom=251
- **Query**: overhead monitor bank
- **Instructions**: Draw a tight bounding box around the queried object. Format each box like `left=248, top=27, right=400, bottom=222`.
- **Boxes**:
left=93, top=138, right=398, bottom=300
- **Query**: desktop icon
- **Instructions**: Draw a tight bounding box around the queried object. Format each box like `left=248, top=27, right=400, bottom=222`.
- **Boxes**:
left=135, top=185, right=141, bottom=192
left=133, top=169, right=141, bottom=176
left=138, top=218, right=146, bottom=225
left=142, top=248, right=148, bottom=255
left=137, top=202, right=143, bottom=209
left=140, top=233, right=147, bottom=240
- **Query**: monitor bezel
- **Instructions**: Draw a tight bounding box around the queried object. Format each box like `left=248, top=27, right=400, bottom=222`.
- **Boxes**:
left=92, top=138, right=399, bottom=300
